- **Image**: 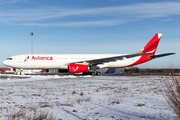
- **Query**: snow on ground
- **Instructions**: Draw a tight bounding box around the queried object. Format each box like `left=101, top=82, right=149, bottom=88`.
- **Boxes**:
left=0, top=74, right=178, bottom=120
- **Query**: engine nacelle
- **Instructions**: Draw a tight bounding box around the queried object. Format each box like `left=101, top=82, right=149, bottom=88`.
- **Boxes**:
left=68, top=64, right=89, bottom=73
left=58, top=69, right=68, bottom=73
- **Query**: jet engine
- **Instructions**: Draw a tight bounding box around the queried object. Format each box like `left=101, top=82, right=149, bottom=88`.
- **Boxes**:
left=68, top=64, right=89, bottom=73
left=58, top=69, right=68, bottom=73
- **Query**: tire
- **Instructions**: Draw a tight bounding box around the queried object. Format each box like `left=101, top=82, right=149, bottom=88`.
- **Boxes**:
left=91, top=72, right=96, bottom=76
left=96, top=72, right=101, bottom=76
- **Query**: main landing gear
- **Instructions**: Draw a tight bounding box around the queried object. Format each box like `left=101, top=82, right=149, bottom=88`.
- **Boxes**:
left=82, top=71, right=101, bottom=76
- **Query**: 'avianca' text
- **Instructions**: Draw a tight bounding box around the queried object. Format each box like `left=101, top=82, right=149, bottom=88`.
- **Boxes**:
left=32, top=56, right=53, bottom=60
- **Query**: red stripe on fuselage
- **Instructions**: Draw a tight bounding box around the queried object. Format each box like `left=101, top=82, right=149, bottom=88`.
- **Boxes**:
left=127, top=54, right=151, bottom=67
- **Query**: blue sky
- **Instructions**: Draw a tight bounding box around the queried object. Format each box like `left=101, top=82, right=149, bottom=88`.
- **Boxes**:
left=0, top=0, right=179, bottom=68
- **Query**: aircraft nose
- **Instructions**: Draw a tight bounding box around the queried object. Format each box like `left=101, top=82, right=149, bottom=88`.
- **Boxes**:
left=3, top=60, right=8, bottom=66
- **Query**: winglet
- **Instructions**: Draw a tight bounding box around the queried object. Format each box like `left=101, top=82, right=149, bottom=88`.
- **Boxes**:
left=136, top=33, right=162, bottom=55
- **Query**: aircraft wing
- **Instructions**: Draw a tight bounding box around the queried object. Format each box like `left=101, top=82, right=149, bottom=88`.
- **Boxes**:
left=72, top=53, right=143, bottom=66
left=150, top=53, right=175, bottom=59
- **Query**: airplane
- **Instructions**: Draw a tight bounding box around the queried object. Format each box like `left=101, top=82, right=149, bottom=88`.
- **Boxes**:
left=3, top=33, right=175, bottom=75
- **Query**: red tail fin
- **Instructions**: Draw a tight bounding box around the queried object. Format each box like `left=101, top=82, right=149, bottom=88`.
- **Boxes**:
left=136, top=33, right=162, bottom=55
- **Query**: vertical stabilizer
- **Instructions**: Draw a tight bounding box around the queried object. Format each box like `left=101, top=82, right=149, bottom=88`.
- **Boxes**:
left=136, top=33, right=162, bottom=55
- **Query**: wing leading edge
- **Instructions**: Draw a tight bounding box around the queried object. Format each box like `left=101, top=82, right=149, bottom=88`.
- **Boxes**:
left=72, top=53, right=144, bottom=66
left=71, top=52, right=175, bottom=66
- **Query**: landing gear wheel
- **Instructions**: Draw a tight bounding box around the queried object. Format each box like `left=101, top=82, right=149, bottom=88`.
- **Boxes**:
left=96, top=72, right=101, bottom=76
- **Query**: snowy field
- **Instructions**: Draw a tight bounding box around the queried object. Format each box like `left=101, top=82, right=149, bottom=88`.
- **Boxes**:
left=0, top=74, right=178, bottom=120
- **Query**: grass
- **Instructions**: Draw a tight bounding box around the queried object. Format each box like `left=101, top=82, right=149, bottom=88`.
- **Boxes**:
left=7, top=107, right=56, bottom=120
left=80, top=91, right=84, bottom=96
left=0, top=75, right=179, bottom=119
left=72, top=90, right=76, bottom=95
left=109, top=99, right=120, bottom=105
left=162, top=74, right=180, bottom=119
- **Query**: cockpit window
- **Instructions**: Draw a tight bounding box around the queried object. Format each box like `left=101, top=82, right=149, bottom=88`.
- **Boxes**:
left=6, top=58, right=12, bottom=60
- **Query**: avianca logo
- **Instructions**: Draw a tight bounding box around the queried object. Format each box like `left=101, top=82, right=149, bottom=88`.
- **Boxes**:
left=24, top=56, right=30, bottom=62
left=72, top=66, right=79, bottom=72
left=23, top=56, right=53, bottom=62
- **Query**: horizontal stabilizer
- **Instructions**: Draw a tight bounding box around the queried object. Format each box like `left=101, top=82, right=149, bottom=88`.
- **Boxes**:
left=150, top=53, right=175, bottom=59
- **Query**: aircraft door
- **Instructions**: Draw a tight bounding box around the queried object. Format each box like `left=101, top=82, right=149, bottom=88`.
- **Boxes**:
left=17, top=56, right=23, bottom=68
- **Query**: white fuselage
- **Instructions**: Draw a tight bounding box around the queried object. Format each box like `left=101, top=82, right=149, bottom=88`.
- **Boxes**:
left=3, top=54, right=141, bottom=69
left=3, top=33, right=174, bottom=72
